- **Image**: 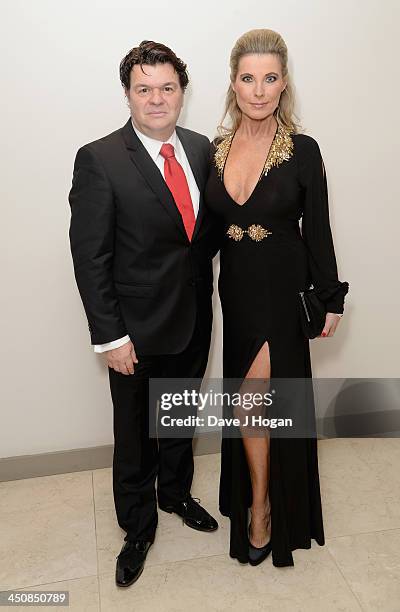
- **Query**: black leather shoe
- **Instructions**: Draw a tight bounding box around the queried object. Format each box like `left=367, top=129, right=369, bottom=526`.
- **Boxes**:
left=159, top=496, right=218, bottom=532
left=115, top=540, right=152, bottom=587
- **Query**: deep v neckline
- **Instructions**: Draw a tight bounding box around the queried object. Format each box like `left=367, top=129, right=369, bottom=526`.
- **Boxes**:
left=222, top=123, right=279, bottom=208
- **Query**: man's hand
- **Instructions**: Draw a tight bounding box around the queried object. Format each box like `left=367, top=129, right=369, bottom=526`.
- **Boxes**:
left=105, top=340, right=138, bottom=375
left=318, top=313, right=342, bottom=338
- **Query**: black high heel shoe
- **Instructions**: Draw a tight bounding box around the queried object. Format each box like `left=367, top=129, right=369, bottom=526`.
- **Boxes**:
left=248, top=536, right=272, bottom=566
left=248, top=512, right=272, bottom=566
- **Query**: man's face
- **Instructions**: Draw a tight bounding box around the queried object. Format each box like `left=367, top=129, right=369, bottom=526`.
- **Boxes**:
left=125, top=62, right=184, bottom=140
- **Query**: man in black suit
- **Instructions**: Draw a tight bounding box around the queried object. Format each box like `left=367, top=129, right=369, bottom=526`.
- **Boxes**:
left=68, top=41, right=220, bottom=587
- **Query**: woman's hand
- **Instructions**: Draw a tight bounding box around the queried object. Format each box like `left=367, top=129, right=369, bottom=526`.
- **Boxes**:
left=318, top=313, right=342, bottom=337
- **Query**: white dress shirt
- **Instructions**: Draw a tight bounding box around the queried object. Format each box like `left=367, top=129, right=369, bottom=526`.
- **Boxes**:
left=93, top=120, right=200, bottom=353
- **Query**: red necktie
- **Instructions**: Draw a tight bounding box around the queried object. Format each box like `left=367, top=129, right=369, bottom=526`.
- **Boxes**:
left=160, top=143, right=196, bottom=241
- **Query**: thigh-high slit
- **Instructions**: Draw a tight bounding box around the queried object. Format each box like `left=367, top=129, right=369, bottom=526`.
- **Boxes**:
left=219, top=330, right=325, bottom=567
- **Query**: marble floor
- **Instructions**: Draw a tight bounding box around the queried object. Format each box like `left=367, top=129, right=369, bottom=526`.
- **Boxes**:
left=1, top=438, right=400, bottom=611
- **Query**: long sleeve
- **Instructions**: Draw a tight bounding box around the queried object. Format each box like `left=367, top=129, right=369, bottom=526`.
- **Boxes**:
left=68, top=145, right=128, bottom=344
left=299, top=136, right=349, bottom=314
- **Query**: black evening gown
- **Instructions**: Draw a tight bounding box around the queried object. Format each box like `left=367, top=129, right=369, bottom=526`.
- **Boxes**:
left=204, top=125, right=349, bottom=567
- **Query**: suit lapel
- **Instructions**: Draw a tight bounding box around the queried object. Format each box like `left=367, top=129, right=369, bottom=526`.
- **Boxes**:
left=121, top=119, right=208, bottom=242
left=121, top=118, right=188, bottom=240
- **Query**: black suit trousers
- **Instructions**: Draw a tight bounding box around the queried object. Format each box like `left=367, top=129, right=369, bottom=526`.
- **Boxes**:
left=108, top=306, right=211, bottom=543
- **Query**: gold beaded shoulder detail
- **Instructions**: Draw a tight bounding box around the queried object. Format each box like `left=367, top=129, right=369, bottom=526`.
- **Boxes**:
left=214, top=125, right=294, bottom=179
left=214, top=133, right=234, bottom=179
left=263, top=125, right=294, bottom=176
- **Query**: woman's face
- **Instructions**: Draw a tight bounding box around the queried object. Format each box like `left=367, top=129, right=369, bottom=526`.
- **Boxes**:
left=232, top=53, right=287, bottom=122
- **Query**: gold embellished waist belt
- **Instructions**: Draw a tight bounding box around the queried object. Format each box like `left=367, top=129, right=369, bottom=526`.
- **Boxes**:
left=227, top=224, right=272, bottom=242
left=226, top=222, right=300, bottom=242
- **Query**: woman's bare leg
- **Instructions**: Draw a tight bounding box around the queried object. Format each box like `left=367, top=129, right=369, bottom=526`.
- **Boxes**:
left=241, top=341, right=271, bottom=547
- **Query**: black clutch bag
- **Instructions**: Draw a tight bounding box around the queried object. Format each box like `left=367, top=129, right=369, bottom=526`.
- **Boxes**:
left=298, top=288, right=326, bottom=339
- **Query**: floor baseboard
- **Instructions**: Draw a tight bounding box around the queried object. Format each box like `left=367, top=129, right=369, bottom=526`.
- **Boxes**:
left=0, top=433, right=221, bottom=482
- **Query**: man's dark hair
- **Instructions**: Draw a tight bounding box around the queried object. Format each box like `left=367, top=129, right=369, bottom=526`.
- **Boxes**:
left=119, top=40, right=189, bottom=91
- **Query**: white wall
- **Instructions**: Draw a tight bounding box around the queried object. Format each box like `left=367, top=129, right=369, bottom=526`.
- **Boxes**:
left=1, top=0, right=398, bottom=458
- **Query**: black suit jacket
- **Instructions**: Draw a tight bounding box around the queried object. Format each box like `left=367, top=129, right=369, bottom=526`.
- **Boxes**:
left=68, top=118, right=220, bottom=354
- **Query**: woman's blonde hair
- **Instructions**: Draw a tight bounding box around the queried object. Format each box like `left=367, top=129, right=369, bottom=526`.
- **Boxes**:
left=218, top=29, right=302, bottom=136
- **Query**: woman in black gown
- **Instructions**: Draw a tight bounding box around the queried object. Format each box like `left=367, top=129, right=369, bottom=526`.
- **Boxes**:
left=204, top=28, right=349, bottom=567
